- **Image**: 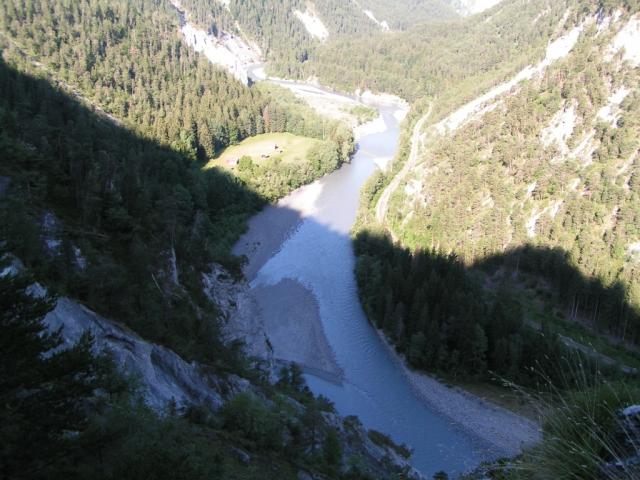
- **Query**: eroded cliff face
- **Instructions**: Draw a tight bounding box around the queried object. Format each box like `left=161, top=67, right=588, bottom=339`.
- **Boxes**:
left=44, top=297, right=234, bottom=411
left=1, top=247, right=257, bottom=412
left=27, top=269, right=422, bottom=479
left=3, top=251, right=422, bottom=477
left=202, top=264, right=273, bottom=362
left=447, top=0, right=503, bottom=16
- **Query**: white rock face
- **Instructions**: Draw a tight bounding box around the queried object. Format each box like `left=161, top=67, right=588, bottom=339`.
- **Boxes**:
left=597, top=86, right=630, bottom=126
left=363, top=9, right=390, bottom=31
left=0, top=256, right=23, bottom=278
left=609, top=14, right=640, bottom=67
left=526, top=208, right=543, bottom=238
left=180, top=23, right=260, bottom=84
left=294, top=9, right=329, bottom=41
left=404, top=178, right=424, bottom=201
left=171, top=0, right=261, bottom=85
left=542, top=24, right=584, bottom=65
left=622, top=404, right=640, bottom=416
left=42, top=211, right=63, bottom=254
left=541, top=104, right=577, bottom=155
left=454, top=0, right=503, bottom=16
left=571, top=130, right=597, bottom=166
left=202, top=264, right=272, bottom=360
left=44, top=298, right=226, bottom=411
left=526, top=201, right=563, bottom=238
left=435, top=23, right=584, bottom=136
left=568, top=178, right=581, bottom=191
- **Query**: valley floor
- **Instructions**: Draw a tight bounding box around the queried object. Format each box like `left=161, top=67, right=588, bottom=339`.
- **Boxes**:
left=232, top=165, right=542, bottom=459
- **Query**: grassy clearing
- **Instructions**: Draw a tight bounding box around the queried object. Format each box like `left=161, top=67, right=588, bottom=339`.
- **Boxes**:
left=207, top=133, right=322, bottom=170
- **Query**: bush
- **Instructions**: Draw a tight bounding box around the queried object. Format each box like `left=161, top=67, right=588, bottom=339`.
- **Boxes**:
left=516, top=381, right=640, bottom=479
left=220, top=392, right=283, bottom=449
left=323, top=428, right=342, bottom=466
left=367, top=430, right=412, bottom=459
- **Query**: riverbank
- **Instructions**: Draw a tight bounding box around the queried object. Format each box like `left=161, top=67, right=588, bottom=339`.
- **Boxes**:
left=233, top=179, right=323, bottom=280
left=374, top=329, right=542, bottom=457
left=251, top=278, right=344, bottom=380
left=232, top=178, right=345, bottom=381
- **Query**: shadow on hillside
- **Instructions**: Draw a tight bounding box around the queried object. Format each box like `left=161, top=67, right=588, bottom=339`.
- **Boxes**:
left=6, top=53, right=639, bottom=478
left=0, top=55, right=302, bottom=367
left=479, top=245, right=639, bottom=344
left=354, top=229, right=640, bottom=388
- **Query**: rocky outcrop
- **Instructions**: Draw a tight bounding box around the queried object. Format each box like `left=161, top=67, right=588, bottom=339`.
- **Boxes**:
left=202, top=263, right=273, bottom=361
left=1, top=253, right=242, bottom=411
left=332, top=414, right=423, bottom=480
left=44, top=297, right=231, bottom=411
left=601, top=405, right=640, bottom=477
left=170, top=0, right=262, bottom=85
left=449, top=0, right=503, bottom=16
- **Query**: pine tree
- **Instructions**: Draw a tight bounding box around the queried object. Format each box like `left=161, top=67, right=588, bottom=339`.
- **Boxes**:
left=0, top=270, right=122, bottom=478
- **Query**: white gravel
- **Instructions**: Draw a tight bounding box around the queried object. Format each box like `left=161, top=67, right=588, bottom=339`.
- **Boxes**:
left=374, top=330, right=542, bottom=456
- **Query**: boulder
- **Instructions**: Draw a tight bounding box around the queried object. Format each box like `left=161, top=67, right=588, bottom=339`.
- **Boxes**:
left=601, top=405, right=640, bottom=477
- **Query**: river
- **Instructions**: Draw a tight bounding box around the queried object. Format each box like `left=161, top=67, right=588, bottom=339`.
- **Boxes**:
left=233, top=82, right=500, bottom=477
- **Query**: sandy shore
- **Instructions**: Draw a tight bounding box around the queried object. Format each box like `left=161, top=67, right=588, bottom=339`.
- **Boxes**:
left=374, top=329, right=541, bottom=457
left=252, top=278, right=343, bottom=380
left=232, top=179, right=344, bottom=380
left=233, top=180, right=324, bottom=280
left=233, top=206, right=302, bottom=281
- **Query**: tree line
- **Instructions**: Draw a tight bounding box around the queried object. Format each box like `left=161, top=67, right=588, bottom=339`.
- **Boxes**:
left=354, top=230, right=631, bottom=387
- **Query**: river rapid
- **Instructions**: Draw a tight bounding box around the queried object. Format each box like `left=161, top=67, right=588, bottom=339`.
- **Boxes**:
left=233, top=82, right=500, bottom=477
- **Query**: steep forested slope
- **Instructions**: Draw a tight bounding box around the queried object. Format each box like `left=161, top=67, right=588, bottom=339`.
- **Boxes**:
left=0, top=0, right=353, bottom=160
left=353, top=1, right=640, bottom=391
left=178, top=0, right=460, bottom=78
left=387, top=6, right=640, bottom=339
left=305, top=0, right=571, bottom=101
left=0, top=0, right=352, bottom=364
left=0, top=0, right=266, bottom=158
left=0, top=51, right=249, bottom=363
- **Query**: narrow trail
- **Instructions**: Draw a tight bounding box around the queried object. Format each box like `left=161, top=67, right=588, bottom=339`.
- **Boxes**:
left=375, top=103, right=432, bottom=229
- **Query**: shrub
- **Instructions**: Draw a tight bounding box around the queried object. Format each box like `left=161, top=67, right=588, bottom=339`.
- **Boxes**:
left=220, top=392, right=283, bottom=449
